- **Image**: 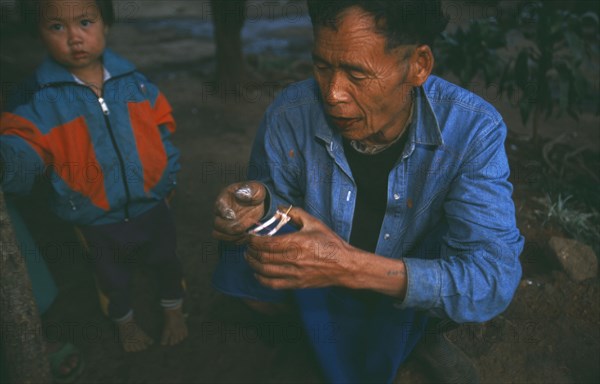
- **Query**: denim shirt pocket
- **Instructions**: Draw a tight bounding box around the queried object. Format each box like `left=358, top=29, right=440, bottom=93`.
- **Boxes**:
left=399, top=178, right=449, bottom=240
left=304, top=197, right=332, bottom=226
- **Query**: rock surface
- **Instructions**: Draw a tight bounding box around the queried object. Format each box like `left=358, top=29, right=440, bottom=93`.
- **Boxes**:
left=549, top=237, right=598, bottom=282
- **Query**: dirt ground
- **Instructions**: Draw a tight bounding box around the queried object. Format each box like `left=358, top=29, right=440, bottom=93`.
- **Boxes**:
left=1, top=1, right=599, bottom=383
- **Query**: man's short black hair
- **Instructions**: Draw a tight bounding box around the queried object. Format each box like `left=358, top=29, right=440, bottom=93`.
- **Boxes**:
left=306, top=0, right=448, bottom=49
left=19, top=0, right=115, bottom=33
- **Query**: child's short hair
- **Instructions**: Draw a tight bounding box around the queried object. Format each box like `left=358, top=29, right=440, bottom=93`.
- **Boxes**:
left=19, top=0, right=115, bottom=33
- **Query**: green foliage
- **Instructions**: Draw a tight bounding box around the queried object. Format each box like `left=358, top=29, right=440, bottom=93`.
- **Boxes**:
left=436, top=18, right=505, bottom=86
left=436, top=1, right=598, bottom=141
left=535, top=194, right=600, bottom=255
left=500, top=3, right=592, bottom=137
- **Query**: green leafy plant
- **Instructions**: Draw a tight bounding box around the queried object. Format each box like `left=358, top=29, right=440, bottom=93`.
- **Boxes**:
left=435, top=18, right=505, bottom=86
left=435, top=2, right=598, bottom=144
left=536, top=194, right=600, bottom=255
left=499, top=2, right=592, bottom=143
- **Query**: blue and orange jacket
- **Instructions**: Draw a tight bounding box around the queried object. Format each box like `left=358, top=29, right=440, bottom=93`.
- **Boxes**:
left=0, top=49, right=180, bottom=225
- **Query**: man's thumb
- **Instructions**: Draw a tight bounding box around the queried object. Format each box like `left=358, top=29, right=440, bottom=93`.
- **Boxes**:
left=233, top=181, right=266, bottom=205
left=284, top=206, right=308, bottom=229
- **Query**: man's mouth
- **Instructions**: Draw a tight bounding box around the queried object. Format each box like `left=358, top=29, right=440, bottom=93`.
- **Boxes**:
left=327, top=115, right=361, bottom=129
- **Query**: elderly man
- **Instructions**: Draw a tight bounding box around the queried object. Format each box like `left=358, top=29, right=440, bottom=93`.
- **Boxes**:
left=212, top=1, right=524, bottom=383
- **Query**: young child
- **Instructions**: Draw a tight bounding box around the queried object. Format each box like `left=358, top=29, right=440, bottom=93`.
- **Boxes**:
left=0, top=0, right=187, bottom=352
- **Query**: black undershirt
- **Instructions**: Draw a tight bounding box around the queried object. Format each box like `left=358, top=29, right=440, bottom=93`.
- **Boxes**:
left=342, top=134, right=408, bottom=253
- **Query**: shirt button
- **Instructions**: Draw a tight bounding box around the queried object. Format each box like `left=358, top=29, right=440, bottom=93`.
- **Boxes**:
left=384, top=233, right=391, bottom=240
left=393, top=193, right=400, bottom=200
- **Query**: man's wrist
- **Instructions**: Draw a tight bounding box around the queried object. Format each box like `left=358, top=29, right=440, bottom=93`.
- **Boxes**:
left=348, top=251, right=408, bottom=298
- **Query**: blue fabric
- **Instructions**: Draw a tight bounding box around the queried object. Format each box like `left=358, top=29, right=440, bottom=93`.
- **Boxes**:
left=0, top=49, right=180, bottom=225
left=213, top=76, right=524, bottom=383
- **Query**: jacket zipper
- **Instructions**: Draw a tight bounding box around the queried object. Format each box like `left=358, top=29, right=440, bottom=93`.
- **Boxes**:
left=97, top=95, right=131, bottom=222
left=40, top=80, right=134, bottom=221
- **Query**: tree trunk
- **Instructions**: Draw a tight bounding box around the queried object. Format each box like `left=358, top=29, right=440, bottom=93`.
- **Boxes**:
left=0, top=191, right=51, bottom=384
left=210, top=0, right=246, bottom=86
left=531, top=103, right=541, bottom=146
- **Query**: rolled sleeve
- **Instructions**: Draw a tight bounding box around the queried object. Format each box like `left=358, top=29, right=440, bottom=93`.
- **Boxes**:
left=398, top=242, right=522, bottom=323
left=397, top=120, right=523, bottom=323
left=398, top=257, right=442, bottom=310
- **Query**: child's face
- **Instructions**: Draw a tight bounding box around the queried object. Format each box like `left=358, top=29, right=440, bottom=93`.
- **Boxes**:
left=38, top=0, right=108, bottom=72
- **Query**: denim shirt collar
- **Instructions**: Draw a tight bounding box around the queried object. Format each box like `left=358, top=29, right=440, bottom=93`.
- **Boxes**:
left=36, top=48, right=136, bottom=87
left=314, top=79, right=444, bottom=159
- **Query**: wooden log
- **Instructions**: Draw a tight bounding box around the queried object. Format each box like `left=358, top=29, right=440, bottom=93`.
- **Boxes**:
left=211, top=0, right=247, bottom=86
left=0, top=190, right=51, bottom=383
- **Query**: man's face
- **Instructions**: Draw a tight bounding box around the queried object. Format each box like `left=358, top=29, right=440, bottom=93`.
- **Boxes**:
left=38, top=0, right=107, bottom=72
left=312, top=7, right=423, bottom=145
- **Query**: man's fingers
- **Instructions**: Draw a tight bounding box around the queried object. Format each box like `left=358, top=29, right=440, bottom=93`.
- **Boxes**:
left=245, top=244, right=261, bottom=262
left=245, top=253, right=295, bottom=278
left=247, top=235, right=305, bottom=266
left=233, top=184, right=254, bottom=201
left=253, top=274, right=292, bottom=290
left=211, top=229, right=246, bottom=244
left=283, top=206, right=311, bottom=229
left=214, top=199, right=236, bottom=220
left=213, top=197, right=266, bottom=240
left=213, top=181, right=266, bottom=226
left=231, top=181, right=266, bottom=206
left=247, top=232, right=294, bottom=251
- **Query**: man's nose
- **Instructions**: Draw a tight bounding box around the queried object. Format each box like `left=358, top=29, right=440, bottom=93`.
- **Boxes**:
left=324, top=72, right=350, bottom=105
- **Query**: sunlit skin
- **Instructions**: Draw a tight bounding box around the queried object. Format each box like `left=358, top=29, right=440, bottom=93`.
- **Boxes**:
left=213, top=8, right=436, bottom=312
left=312, top=6, right=433, bottom=146
left=38, top=0, right=107, bottom=94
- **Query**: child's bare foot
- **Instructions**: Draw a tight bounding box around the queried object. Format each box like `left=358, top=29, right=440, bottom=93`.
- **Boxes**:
left=46, top=341, right=84, bottom=382
left=116, top=317, right=154, bottom=352
left=161, top=306, right=188, bottom=346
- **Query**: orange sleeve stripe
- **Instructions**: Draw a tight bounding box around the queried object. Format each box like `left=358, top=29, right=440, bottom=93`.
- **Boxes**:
left=128, top=100, right=167, bottom=193
left=154, top=92, right=176, bottom=133
left=0, top=112, right=52, bottom=164
left=44, top=117, right=110, bottom=211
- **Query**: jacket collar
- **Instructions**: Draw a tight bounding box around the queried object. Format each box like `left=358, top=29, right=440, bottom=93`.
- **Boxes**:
left=315, top=76, right=444, bottom=150
left=412, top=78, right=444, bottom=147
left=36, top=48, right=136, bottom=86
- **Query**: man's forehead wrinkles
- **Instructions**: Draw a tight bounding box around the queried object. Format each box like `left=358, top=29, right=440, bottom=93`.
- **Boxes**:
left=313, top=48, right=373, bottom=73
left=315, top=32, right=381, bottom=55
left=314, top=38, right=385, bottom=74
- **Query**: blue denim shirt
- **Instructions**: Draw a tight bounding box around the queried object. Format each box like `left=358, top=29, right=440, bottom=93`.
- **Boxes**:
left=213, top=75, right=524, bottom=383
left=250, top=75, right=523, bottom=319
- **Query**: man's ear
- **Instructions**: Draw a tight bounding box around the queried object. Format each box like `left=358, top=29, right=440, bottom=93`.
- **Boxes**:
left=409, top=45, right=434, bottom=86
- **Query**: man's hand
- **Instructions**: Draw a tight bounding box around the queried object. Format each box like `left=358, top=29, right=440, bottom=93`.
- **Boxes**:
left=246, top=206, right=408, bottom=298
left=245, top=207, right=358, bottom=290
left=212, top=181, right=268, bottom=243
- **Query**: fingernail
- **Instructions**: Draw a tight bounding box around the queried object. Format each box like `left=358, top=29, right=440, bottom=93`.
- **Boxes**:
left=235, top=185, right=253, bottom=200
left=223, top=208, right=236, bottom=220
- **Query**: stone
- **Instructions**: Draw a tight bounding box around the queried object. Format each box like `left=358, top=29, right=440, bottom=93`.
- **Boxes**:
left=548, top=237, right=598, bottom=282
